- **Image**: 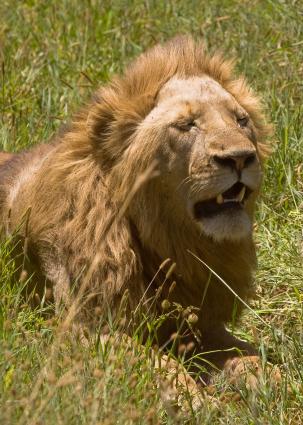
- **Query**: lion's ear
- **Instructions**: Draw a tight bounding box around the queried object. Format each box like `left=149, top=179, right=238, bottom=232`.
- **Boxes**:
left=86, top=99, right=133, bottom=164
left=86, top=89, right=123, bottom=164
left=86, top=88, right=155, bottom=164
left=86, top=92, right=115, bottom=145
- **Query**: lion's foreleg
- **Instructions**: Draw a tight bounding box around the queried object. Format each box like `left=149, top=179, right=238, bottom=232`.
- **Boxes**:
left=200, top=324, right=257, bottom=371
left=197, top=324, right=280, bottom=389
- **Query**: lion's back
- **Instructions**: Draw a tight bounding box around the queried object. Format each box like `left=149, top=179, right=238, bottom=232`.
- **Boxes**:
left=0, top=144, right=56, bottom=231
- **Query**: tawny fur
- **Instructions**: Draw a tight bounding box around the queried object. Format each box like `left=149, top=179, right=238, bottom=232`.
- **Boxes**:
left=0, top=152, right=13, bottom=166
left=0, top=37, right=272, bottom=370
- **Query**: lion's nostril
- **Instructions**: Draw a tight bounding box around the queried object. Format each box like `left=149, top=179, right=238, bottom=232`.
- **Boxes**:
left=244, top=154, right=256, bottom=167
left=213, top=155, right=235, bottom=169
left=213, top=151, right=256, bottom=171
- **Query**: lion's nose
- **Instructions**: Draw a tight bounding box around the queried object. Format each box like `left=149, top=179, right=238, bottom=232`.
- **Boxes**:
left=213, top=151, right=256, bottom=173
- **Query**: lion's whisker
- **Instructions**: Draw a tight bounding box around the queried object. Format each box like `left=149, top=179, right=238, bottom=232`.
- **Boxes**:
left=176, top=176, right=193, bottom=192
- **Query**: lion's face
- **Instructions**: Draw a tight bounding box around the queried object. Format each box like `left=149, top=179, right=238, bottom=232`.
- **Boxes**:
left=140, top=76, right=262, bottom=242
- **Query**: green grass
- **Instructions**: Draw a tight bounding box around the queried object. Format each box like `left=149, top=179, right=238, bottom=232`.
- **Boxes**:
left=0, top=0, right=303, bottom=423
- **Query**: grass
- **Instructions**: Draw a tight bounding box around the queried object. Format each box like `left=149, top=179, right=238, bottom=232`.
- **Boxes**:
left=0, top=0, right=302, bottom=423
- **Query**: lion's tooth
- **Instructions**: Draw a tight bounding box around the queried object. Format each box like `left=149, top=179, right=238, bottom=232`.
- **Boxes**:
left=216, top=193, right=224, bottom=204
left=237, top=186, right=246, bottom=202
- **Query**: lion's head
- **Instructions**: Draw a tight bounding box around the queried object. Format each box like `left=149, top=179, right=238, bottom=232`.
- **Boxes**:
left=86, top=36, right=270, bottom=244
left=136, top=75, right=262, bottom=242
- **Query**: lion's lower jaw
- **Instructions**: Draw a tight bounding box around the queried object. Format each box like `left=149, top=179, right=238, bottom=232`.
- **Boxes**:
left=198, top=211, right=253, bottom=243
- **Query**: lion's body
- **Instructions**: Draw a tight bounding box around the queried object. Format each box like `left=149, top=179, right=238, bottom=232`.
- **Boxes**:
left=0, top=37, right=271, bottom=368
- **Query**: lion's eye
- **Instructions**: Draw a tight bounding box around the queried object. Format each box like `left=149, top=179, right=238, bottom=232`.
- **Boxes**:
left=237, top=116, right=249, bottom=128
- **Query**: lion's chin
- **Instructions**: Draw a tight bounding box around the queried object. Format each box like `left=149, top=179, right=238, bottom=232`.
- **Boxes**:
left=197, top=210, right=252, bottom=243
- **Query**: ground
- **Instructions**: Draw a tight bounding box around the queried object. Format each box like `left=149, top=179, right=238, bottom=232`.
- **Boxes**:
left=0, top=0, right=302, bottom=423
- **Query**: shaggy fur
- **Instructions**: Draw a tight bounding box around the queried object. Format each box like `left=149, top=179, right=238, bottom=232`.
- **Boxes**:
left=0, top=37, right=271, bottom=371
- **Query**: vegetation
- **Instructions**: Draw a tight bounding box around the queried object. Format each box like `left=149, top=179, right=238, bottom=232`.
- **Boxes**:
left=0, top=0, right=302, bottom=423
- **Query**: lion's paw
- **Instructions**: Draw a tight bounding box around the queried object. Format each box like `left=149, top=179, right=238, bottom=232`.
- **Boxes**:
left=224, top=355, right=281, bottom=390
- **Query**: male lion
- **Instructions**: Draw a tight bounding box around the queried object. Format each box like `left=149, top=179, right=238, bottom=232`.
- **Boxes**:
left=0, top=37, right=272, bottom=383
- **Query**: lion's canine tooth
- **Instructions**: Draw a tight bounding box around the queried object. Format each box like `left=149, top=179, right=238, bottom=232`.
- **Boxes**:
left=216, top=193, right=224, bottom=204
left=237, top=186, right=246, bottom=202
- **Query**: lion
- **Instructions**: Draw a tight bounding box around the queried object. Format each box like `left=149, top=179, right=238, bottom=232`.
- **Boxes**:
left=0, top=36, right=274, bottom=385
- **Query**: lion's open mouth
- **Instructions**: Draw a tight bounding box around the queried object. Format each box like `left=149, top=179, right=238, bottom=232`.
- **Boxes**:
left=193, top=182, right=252, bottom=220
